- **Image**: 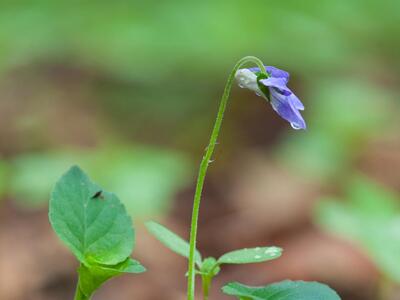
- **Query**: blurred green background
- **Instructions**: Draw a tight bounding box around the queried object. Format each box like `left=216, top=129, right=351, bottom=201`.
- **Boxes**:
left=0, top=1, right=399, bottom=300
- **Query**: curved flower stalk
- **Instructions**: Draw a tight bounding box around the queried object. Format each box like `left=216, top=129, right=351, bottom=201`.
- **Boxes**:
left=186, top=56, right=305, bottom=300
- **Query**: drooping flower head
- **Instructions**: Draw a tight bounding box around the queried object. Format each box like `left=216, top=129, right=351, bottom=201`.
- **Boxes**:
left=235, top=66, right=306, bottom=130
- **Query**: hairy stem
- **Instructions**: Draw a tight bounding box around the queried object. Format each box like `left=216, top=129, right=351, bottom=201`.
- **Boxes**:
left=186, top=56, right=266, bottom=300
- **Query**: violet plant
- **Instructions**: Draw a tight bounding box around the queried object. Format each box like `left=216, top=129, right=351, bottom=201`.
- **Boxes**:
left=49, top=56, right=340, bottom=300
left=49, top=166, right=145, bottom=300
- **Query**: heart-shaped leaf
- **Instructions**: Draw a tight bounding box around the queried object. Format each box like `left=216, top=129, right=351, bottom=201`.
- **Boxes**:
left=218, top=247, right=282, bottom=265
left=146, top=221, right=202, bottom=266
left=49, top=166, right=134, bottom=265
left=222, top=280, right=340, bottom=300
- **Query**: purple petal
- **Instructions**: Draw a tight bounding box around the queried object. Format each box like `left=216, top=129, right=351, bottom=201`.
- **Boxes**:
left=265, top=66, right=289, bottom=82
left=247, top=66, right=267, bottom=73
left=259, top=77, right=291, bottom=94
left=248, top=66, right=289, bottom=82
left=269, top=89, right=306, bottom=130
left=288, top=92, right=304, bottom=110
left=259, top=77, right=305, bottom=111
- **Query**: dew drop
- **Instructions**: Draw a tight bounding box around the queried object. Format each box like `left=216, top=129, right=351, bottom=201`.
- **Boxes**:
left=265, top=248, right=279, bottom=255
left=290, top=123, right=301, bottom=130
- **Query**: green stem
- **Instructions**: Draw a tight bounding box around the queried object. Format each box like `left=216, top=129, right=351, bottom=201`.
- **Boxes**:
left=202, top=275, right=212, bottom=300
left=73, top=280, right=90, bottom=300
left=186, top=56, right=266, bottom=300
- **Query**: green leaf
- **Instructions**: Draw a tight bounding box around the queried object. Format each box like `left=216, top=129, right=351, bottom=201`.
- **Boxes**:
left=200, top=257, right=220, bottom=277
left=218, top=247, right=282, bottom=265
left=145, top=221, right=202, bottom=266
left=315, top=176, right=400, bottom=283
left=78, top=258, right=145, bottom=297
left=49, top=165, right=134, bottom=265
left=96, top=258, right=146, bottom=274
left=222, top=281, right=341, bottom=300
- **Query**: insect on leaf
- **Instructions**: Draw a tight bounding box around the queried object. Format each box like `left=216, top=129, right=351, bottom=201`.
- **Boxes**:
left=49, top=165, right=134, bottom=265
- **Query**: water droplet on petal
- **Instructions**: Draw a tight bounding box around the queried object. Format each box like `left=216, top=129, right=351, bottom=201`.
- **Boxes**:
left=290, top=122, right=301, bottom=130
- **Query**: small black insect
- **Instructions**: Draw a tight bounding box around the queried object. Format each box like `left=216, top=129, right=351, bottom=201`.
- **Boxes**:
left=91, top=190, right=104, bottom=199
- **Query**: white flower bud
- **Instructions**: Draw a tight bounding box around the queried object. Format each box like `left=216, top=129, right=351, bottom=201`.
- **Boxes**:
left=235, top=69, right=265, bottom=99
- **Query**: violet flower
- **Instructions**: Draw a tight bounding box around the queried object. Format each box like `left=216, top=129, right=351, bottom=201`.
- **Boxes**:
left=235, top=66, right=306, bottom=130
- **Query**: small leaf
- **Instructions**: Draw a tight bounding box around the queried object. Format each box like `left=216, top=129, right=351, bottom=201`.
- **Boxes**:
left=49, top=166, right=134, bottom=265
left=97, top=258, right=146, bottom=274
left=146, top=221, right=202, bottom=266
left=222, top=280, right=341, bottom=300
left=218, top=247, right=282, bottom=265
left=78, top=258, right=145, bottom=297
left=200, top=257, right=220, bottom=277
